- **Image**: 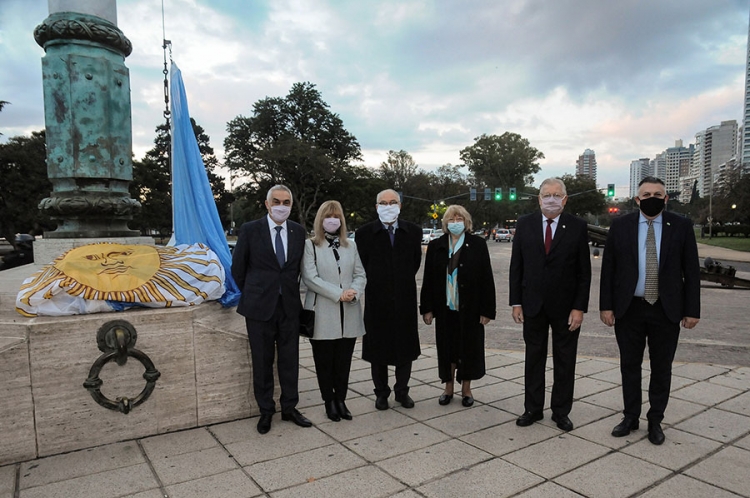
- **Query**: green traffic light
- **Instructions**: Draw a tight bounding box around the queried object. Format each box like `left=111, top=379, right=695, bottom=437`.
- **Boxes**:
left=494, top=188, right=502, bottom=201
left=607, top=184, right=615, bottom=197
left=509, top=187, right=516, bottom=201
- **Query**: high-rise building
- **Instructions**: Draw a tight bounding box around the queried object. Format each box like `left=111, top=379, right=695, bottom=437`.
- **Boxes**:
left=576, top=149, right=597, bottom=183
left=651, top=152, right=667, bottom=183
left=693, top=120, right=737, bottom=197
left=629, top=158, right=650, bottom=198
left=665, top=139, right=694, bottom=199
left=741, top=9, right=750, bottom=174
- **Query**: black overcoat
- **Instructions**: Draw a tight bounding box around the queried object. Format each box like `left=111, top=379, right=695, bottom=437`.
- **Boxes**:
left=355, top=219, right=422, bottom=365
left=419, top=232, right=496, bottom=382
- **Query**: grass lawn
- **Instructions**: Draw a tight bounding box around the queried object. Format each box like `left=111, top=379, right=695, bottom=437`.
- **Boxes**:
left=695, top=229, right=750, bottom=252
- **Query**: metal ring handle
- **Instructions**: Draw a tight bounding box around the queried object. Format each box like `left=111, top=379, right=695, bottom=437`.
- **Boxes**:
left=83, top=348, right=161, bottom=414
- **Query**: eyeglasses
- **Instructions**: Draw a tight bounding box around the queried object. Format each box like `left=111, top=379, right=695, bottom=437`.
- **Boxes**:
left=540, top=193, right=565, bottom=200
left=378, top=200, right=399, bottom=206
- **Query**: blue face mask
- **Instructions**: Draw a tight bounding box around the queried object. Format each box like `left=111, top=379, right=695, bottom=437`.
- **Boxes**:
left=447, top=222, right=465, bottom=235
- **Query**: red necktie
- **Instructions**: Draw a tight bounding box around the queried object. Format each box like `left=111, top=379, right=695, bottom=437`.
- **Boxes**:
left=544, top=218, right=553, bottom=254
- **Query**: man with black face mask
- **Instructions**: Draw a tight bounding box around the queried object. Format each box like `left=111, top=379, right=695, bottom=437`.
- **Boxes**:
left=600, top=176, right=700, bottom=445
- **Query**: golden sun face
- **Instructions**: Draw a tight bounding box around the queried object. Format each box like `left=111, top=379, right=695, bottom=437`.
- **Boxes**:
left=54, top=244, right=161, bottom=292
left=16, top=242, right=225, bottom=317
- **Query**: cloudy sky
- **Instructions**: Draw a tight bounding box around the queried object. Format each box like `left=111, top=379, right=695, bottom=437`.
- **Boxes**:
left=1, top=0, right=748, bottom=196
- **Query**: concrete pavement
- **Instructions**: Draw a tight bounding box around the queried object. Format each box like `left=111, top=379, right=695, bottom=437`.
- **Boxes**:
left=2, top=340, right=749, bottom=498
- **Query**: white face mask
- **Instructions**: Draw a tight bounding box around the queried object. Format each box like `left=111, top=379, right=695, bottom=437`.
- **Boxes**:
left=540, top=196, right=564, bottom=218
left=322, top=217, right=341, bottom=233
left=377, top=204, right=400, bottom=224
left=269, top=205, right=291, bottom=223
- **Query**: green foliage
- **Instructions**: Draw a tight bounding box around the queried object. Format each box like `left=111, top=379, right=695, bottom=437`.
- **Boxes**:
left=379, top=150, right=418, bottom=190
left=0, top=130, right=54, bottom=247
left=129, top=120, right=231, bottom=237
left=560, top=174, right=607, bottom=217
left=224, top=82, right=362, bottom=228
left=459, top=132, right=544, bottom=191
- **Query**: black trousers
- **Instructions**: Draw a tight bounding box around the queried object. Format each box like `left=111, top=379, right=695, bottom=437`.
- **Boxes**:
left=311, top=337, right=357, bottom=402
left=245, top=298, right=299, bottom=415
left=523, top=311, right=580, bottom=416
left=371, top=362, right=412, bottom=398
left=615, top=298, right=680, bottom=423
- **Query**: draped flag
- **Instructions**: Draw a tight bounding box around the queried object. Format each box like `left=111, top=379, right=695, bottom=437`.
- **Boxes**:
left=170, top=62, right=240, bottom=307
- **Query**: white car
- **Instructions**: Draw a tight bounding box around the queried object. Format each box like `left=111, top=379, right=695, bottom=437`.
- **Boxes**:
left=430, top=229, right=444, bottom=241
left=494, top=229, right=513, bottom=243
left=422, top=228, right=433, bottom=244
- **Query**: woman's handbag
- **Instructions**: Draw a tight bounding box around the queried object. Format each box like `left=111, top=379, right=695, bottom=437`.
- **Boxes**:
left=299, top=307, right=315, bottom=338
left=299, top=243, right=317, bottom=338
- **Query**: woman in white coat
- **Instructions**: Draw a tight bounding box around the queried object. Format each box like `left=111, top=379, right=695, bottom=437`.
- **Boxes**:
left=302, top=200, right=367, bottom=421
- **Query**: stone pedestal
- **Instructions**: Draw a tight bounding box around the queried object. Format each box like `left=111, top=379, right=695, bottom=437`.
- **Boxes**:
left=0, top=264, right=256, bottom=466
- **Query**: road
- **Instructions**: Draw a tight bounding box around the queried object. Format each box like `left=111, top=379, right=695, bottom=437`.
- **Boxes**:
left=416, top=240, right=750, bottom=367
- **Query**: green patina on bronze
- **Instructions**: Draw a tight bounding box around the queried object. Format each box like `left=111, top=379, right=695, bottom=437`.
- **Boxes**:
left=34, top=12, right=140, bottom=238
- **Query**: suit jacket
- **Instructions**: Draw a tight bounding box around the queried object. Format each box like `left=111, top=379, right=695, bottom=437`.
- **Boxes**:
left=355, top=218, right=422, bottom=365
left=231, top=216, right=305, bottom=321
left=301, top=238, right=367, bottom=340
left=509, top=211, right=591, bottom=318
left=599, top=210, right=700, bottom=323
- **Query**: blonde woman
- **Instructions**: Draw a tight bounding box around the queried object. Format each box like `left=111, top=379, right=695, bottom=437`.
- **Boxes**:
left=301, top=201, right=366, bottom=421
left=420, top=205, right=496, bottom=407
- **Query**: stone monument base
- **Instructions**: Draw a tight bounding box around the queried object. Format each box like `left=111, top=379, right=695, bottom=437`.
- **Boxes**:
left=0, top=263, right=257, bottom=466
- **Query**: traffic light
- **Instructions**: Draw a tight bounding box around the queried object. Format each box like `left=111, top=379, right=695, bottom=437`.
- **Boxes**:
left=494, top=188, right=502, bottom=201
left=484, top=188, right=491, bottom=201
left=509, top=187, right=517, bottom=201
left=607, top=184, right=615, bottom=197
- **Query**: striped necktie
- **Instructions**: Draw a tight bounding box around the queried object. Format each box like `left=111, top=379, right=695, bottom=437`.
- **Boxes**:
left=644, top=220, right=659, bottom=304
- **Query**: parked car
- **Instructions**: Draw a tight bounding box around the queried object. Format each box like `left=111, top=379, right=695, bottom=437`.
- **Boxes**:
left=430, top=229, right=444, bottom=241
left=494, top=228, right=513, bottom=243
left=422, top=228, right=434, bottom=244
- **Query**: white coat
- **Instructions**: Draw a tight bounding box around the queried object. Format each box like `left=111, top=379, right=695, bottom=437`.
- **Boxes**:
left=301, top=238, right=367, bottom=340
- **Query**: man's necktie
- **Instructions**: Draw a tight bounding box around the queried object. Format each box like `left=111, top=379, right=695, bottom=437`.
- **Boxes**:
left=644, top=220, right=659, bottom=304
left=274, top=226, right=285, bottom=267
left=388, top=225, right=395, bottom=247
left=544, top=218, right=553, bottom=255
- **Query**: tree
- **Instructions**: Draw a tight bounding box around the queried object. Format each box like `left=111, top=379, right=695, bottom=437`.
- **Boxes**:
left=379, top=150, right=418, bottom=191
left=560, top=174, right=606, bottom=218
left=0, top=131, right=54, bottom=247
left=0, top=101, right=8, bottom=136
left=224, top=82, right=362, bottom=228
left=130, top=119, right=231, bottom=238
left=459, top=133, right=544, bottom=191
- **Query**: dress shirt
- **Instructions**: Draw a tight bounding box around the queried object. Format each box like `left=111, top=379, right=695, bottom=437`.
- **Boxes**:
left=382, top=220, right=400, bottom=232
left=266, top=214, right=288, bottom=263
left=542, top=213, right=561, bottom=239
left=634, top=212, right=663, bottom=297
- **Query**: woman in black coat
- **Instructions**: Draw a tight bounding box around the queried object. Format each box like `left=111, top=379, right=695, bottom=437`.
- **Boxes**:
left=420, top=205, right=496, bottom=407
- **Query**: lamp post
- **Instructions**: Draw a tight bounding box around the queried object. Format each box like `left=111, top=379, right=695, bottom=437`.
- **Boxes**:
left=732, top=203, right=737, bottom=223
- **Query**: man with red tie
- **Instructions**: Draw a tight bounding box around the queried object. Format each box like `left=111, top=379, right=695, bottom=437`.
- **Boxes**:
left=509, top=177, right=592, bottom=431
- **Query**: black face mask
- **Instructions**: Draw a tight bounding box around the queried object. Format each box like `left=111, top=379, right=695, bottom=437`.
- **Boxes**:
left=639, top=197, right=665, bottom=217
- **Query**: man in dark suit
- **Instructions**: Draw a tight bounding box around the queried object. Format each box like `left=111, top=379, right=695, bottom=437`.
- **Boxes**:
left=355, top=189, right=423, bottom=410
left=600, top=176, right=700, bottom=445
left=509, top=177, right=591, bottom=431
left=232, top=184, right=312, bottom=434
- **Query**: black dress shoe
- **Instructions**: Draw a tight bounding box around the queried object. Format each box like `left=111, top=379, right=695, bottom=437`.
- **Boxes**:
left=516, top=411, right=543, bottom=427
left=281, top=409, right=312, bottom=427
left=257, top=414, right=272, bottom=434
left=438, top=393, right=453, bottom=405
left=335, top=400, right=352, bottom=420
left=395, top=394, right=415, bottom=408
left=648, top=422, right=665, bottom=445
left=324, top=400, right=341, bottom=422
left=551, top=413, right=574, bottom=431
left=462, top=396, right=474, bottom=407
left=375, top=395, right=389, bottom=410
left=611, top=417, right=639, bottom=437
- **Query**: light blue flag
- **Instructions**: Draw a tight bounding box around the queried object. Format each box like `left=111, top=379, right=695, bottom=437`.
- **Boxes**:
left=170, top=62, right=240, bottom=307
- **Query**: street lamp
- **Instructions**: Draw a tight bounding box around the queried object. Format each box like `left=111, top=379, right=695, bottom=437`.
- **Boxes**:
left=732, top=203, right=737, bottom=223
